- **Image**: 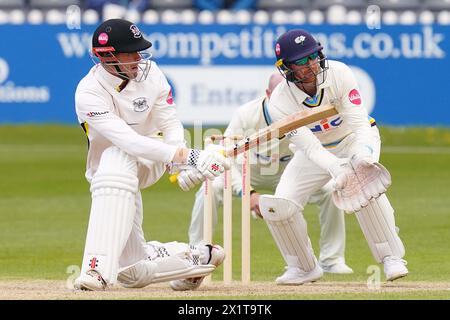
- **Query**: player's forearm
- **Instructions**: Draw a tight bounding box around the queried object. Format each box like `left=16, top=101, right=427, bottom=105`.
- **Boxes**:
left=118, top=134, right=179, bottom=163
left=160, top=118, right=185, bottom=147
left=342, top=109, right=376, bottom=158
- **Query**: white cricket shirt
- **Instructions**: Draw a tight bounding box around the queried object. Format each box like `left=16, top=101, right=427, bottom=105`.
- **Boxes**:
left=268, top=60, right=376, bottom=171
left=75, top=62, right=184, bottom=180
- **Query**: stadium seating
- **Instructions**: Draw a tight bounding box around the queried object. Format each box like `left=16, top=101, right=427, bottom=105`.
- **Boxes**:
left=0, top=0, right=448, bottom=25
left=313, top=0, right=368, bottom=11
left=369, top=0, right=422, bottom=11
left=150, top=0, right=193, bottom=10
left=425, top=0, right=450, bottom=11
left=29, top=0, right=81, bottom=10
left=257, top=0, right=311, bottom=11
left=0, top=0, right=26, bottom=9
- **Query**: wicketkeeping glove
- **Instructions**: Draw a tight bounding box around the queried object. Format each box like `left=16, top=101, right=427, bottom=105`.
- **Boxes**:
left=328, top=156, right=391, bottom=213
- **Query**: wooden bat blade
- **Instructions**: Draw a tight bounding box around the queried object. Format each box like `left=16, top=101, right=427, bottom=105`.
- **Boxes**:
left=226, top=104, right=338, bottom=157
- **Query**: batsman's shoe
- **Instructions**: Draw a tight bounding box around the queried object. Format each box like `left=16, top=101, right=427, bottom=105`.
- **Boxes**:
left=383, top=256, right=408, bottom=281
left=74, top=269, right=107, bottom=291
left=275, top=264, right=323, bottom=285
left=170, top=244, right=225, bottom=291
left=321, top=263, right=354, bottom=274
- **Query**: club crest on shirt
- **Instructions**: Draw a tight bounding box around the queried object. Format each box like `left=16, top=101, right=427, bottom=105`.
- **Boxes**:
left=133, top=97, right=149, bottom=112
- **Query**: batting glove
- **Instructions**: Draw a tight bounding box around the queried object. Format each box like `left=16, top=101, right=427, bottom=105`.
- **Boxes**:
left=186, top=144, right=230, bottom=180
left=177, top=168, right=205, bottom=192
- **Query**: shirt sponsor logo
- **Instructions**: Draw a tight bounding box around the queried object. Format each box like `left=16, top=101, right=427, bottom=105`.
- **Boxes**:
left=98, top=33, right=108, bottom=45
left=166, top=88, right=174, bottom=105
left=133, top=97, right=149, bottom=112
left=310, top=117, right=343, bottom=132
left=86, top=111, right=109, bottom=117
left=348, top=89, right=361, bottom=105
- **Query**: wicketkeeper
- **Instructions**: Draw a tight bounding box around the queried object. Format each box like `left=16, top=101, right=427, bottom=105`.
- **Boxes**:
left=259, top=29, right=408, bottom=285
left=176, top=73, right=354, bottom=279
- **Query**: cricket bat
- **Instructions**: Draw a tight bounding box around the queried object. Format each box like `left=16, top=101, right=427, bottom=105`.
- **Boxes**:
left=170, top=103, right=338, bottom=182
left=224, top=103, right=338, bottom=157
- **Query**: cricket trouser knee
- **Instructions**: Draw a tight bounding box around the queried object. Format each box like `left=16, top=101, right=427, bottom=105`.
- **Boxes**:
left=118, top=241, right=215, bottom=288
left=259, top=195, right=317, bottom=272
left=81, top=146, right=139, bottom=285
left=355, top=194, right=405, bottom=263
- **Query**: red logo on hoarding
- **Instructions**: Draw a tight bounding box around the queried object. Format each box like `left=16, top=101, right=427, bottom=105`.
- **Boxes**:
left=348, top=89, right=361, bottom=105
left=275, top=43, right=281, bottom=56
left=166, top=88, right=174, bottom=105
left=98, top=33, right=108, bottom=45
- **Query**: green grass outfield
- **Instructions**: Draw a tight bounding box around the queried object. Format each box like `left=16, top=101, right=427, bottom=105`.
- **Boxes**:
left=0, top=125, right=449, bottom=299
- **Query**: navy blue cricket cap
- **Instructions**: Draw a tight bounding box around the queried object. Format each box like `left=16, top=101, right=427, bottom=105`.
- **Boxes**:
left=275, top=29, right=323, bottom=63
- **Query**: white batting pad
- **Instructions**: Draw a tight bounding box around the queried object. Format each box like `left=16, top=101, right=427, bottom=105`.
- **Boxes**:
left=259, top=195, right=317, bottom=272
left=118, top=241, right=215, bottom=288
left=355, top=194, right=405, bottom=263
left=81, top=146, right=139, bottom=285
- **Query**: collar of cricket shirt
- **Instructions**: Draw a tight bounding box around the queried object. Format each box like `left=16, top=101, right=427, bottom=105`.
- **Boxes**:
left=95, top=64, right=130, bottom=93
left=288, top=73, right=331, bottom=109
left=262, top=97, right=273, bottom=126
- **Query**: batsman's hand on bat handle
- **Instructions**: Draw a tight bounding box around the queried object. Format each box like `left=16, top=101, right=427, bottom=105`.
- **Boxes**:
left=172, top=145, right=230, bottom=180
left=170, top=145, right=229, bottom=182
left=176, top=168, right=205, bottom=191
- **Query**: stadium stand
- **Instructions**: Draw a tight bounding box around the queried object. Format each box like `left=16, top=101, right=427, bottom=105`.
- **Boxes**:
left=29, top=0, right=81, bottom=9
left=257, top=0, right=310, bottom=11
left=0, top=0, right=449, bottom=25
left=425, top=0, right=450, bottom=11
left=0, top=0, right=26, bottom=9
left=313, top=0, right=367, bottom=11
left=369, top=0, right=422, bottom=11
left=150, top=0, right=193, bottom=10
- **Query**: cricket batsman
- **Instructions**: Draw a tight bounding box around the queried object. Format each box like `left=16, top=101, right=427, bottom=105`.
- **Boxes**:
left=73, top=19, right=229, bottom=291
left=258, top=29, right=408, bottom=284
